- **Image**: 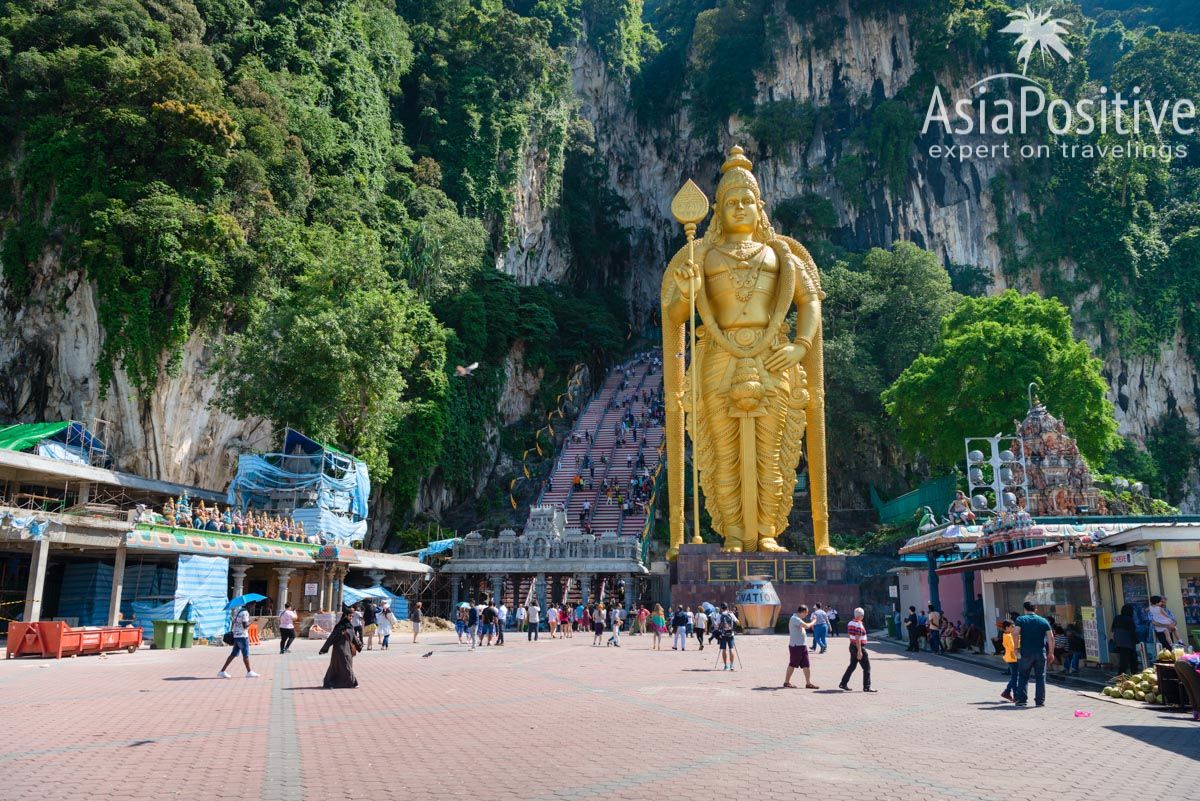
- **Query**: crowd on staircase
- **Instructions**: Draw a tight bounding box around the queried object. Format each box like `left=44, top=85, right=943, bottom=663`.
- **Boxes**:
left=540, top=351, right=666, bottom=538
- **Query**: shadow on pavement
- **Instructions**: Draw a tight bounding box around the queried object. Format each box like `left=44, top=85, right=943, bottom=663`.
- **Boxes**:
left=1104, top=725, right=1200, bottom=760
left=284, top=686, right=328, bottom=691
left=161, top=676, right=222, bottom=681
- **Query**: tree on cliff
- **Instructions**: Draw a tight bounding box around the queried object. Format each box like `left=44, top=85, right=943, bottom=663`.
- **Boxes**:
left=882, top=290, right=1120, bottom=469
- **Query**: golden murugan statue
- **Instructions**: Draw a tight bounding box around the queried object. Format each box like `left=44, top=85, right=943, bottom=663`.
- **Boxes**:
left=662, top=146, right=832, bottom=557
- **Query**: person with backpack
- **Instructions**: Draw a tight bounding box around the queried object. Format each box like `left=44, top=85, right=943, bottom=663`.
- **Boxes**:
left=467, top=601, right=480, bottom=650
left=218, top=605, right=259, bottom=679
left=377, top=601, right=396, bottom=650
left=715, top=603, right=737, bottom=671
left=670, top=606, right=689, bottom=651
left=362, top=600, right=378, bottom=651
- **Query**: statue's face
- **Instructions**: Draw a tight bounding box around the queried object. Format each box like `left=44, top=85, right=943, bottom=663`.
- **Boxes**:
left=720, top=187, right=759, bottom=234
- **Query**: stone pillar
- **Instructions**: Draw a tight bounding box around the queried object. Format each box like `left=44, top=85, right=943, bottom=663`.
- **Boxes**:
left=23, top=538, right=50, bottom=623
left=230, top=563, right=250, bottom=601
left=489, top=574, right=504, bottom=606
left=367, top=569, right=386, bottom=586
left=108, top=544, right=127, bottom=626
left=449, top=576, right=462, bottom=611
left=77, top=481, right=92, bottom=506
left=926, top=551, right=941, bottom=612
left=536, top=572, right=547, bottom=614
left=621, top=575, right=634, bottom=613
left=275, top=567, right=296, bottom=609
left=578, top=574, right=591, bottom=605
left=334, top=566, right=347, bottom=610
left=317, top=564, right=328, bottom=611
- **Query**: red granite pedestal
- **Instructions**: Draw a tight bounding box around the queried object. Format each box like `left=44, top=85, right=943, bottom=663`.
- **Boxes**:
left=670, top=543, right=862, bottom=620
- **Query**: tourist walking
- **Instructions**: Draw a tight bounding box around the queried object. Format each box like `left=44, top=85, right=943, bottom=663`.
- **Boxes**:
left=828, top=608, right=840, bottom=636
left=715, top=604, right=737, bottom=670
left=649, top=604, right=666, bottom=650
left=351, top=604, right=365, bottom=643
left=783, top=604, right=818, bottom=689
left=592, top=604, right=606, bottom=645
left=377, top=601, right=396, bottom=649
left=838, top=608, right=875, bottom=692
left=481, top=600, right=498, bottom=646
left=694, top=607, right=708, bottom=650
left=671, top=606, right=689, bottom=651
left=812, top=604, right=829, bottom=653
left=998, top=619, right=1019, bottom=701
left=411, top=601, right=424, bottom=644
left=278, top=602, right=297, bottom=654
left=547, top=604, right=560, bottom=638
left=362, top=600, right=378, bottom=650
left=1013, top=601, right=1055, bottom=707
left=218, top=605, right=258, bottom=678
left=927, top=606, right=943, bottom=654
left=562, top=605, right=573, bottom=639
left=319, top=607, right=363, bottom=689
left=496, top=601, right=507, bottom=645
left=467, top=601, right=480, bottom=650
left=516, top=603, right=527, bottom=633
left=526, top=600, right=541, bottom=641
left=636, top=604, right=649, bottom=636
left=608, top=605, right=622, bottom=647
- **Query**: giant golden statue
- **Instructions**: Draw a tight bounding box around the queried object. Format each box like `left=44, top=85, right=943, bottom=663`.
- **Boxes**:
left=662, top=146, right=832, bottom=557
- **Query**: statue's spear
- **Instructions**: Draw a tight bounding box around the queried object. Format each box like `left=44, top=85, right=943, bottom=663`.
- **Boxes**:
left=671, top=180, right=709, bottom=548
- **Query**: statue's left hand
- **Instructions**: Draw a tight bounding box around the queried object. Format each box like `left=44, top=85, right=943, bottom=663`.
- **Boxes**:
left=763, top=343, right=806, bottom=373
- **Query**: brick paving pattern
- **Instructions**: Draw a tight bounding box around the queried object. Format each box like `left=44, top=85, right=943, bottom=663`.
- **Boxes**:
left=1, top=631, right=1196, bottom=800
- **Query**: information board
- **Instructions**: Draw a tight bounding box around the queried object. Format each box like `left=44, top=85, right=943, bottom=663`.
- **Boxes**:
left=782, top=559, right=816, bottom=583
left=304, top=583, right=319, bottom=596
left=1081, top=606, right=1100, bottom=661
left=707, top=560, right=741, bottom=583
left=744, top=559, right=777, bottom=580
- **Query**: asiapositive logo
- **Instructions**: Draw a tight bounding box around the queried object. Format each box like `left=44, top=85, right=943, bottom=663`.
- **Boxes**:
left=923, top=4, right=1193, bottom=161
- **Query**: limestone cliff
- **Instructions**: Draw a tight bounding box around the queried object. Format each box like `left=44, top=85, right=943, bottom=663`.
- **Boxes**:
left=561, top=0, right=1199, bottom=509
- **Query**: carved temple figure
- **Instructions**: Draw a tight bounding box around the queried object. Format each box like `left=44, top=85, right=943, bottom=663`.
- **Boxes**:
left=662, top=146, right=832, bottom=557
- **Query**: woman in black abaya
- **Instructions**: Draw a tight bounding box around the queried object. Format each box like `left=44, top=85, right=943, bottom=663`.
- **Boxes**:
left=320, top=607, right=363, bottom=689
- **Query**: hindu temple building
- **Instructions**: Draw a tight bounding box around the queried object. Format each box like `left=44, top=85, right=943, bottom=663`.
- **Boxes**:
left=1017, top=400, right=1098, bottom=516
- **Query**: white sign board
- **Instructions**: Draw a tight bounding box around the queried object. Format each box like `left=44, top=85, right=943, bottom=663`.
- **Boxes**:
left=304, top=583, right=319, bottom=596
left=888, top=585, right=899, bottom=598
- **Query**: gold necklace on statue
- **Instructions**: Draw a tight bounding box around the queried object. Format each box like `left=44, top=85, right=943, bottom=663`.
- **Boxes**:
left=719, top=241, right=766, bottom=302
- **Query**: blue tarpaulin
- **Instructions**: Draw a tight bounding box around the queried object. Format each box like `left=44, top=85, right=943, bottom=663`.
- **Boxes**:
left=417, top=538, right=458, bottom=562
left=175, top=554, right=229, bottom=639
left=226, top=428, right=369, bottom=544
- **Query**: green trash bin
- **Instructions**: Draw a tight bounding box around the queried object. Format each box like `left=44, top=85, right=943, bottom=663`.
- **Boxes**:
left=165, top=620, right=182, bottom=649
left=887, top=618, right=899, bottom=640
left=178, top=620, right=195, bottom=648
left=152, top=619, right=171, bottom=650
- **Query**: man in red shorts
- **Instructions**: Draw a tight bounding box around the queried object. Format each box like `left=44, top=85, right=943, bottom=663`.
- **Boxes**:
left=784, top=604, right=819, bottom=689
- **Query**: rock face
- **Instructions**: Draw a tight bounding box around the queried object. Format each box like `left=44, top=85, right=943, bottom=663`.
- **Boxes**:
left=0, top=252, right=272, bottom=490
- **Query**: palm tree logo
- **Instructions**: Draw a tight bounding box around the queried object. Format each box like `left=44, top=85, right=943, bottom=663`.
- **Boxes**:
left=1000, top=6, right=1072, bottom=76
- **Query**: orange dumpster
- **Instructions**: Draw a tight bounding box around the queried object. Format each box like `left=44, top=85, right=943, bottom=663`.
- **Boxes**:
left=5, top=621, right=142, bottom=659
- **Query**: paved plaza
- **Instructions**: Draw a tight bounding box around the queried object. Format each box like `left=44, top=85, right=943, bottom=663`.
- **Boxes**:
left=1, top=630, right=1196, bottom=801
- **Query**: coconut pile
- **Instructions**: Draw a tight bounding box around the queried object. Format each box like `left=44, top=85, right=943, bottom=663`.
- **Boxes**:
left=1100, top=650, right=1178, bottom=705
left=394, top=616, right=453, bottom=632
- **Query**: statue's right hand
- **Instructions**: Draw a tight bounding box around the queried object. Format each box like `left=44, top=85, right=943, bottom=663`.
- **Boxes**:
left=674, top=261, right=702, bottom=301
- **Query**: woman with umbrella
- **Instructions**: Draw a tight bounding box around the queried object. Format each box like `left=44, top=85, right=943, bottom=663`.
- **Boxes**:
left=319, top=606, right=363, bottom=689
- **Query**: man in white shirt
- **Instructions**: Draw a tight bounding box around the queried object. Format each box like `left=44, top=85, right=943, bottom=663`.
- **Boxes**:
left=516, top=604, right=527, bottom=633
left=496, top=603, right=508, bottom=646
left=694, top=609, right=708, bottom=650
left=784, top=605, right=818, bottom=689
left=527, top=601, right=541, bottom=641
left=219, top=606, right=259, bottom=678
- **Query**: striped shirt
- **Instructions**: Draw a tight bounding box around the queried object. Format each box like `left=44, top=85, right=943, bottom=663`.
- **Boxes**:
left=846, top=619, right=867, bottom=644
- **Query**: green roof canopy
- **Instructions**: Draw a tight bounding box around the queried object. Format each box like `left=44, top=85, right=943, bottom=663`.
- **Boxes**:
left=0, top=422, right=71, bottom=452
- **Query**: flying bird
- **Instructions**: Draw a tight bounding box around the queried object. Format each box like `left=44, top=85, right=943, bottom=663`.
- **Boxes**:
left=455, top=362, right=480, bottom=377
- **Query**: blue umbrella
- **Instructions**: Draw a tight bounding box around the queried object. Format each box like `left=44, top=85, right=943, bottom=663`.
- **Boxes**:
left=225, top=593, right=268, bottom=610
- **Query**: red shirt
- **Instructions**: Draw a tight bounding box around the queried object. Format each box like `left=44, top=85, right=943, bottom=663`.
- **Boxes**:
left=847, top=619, right=867, bottom=644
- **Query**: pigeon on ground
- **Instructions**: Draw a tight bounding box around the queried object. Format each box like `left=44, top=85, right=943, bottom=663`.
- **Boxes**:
left=422, top=651, right=433, bottom=658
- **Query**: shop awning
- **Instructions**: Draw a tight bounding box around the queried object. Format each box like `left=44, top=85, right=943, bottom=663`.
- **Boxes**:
left=352, top=549, right=432, bottom=575
left=936, top=543, right=1062, bottom=576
